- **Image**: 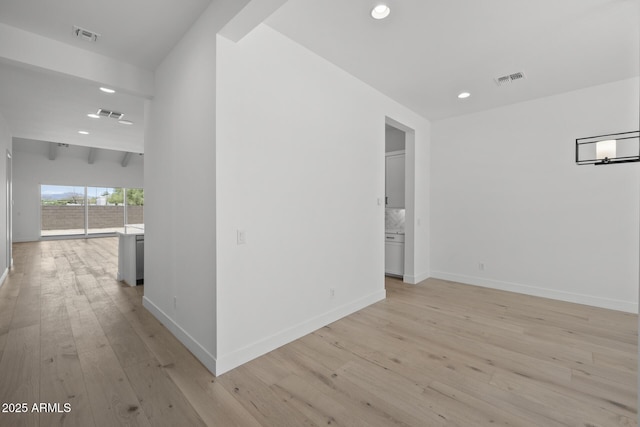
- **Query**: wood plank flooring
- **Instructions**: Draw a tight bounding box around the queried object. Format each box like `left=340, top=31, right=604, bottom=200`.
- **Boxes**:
left=0, top=237, right=636, bottom=426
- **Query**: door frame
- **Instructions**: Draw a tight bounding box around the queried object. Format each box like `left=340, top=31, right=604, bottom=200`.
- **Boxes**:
left=6, top=149, right=12, bottom=270
left=385, top=117, right=416, bottom=282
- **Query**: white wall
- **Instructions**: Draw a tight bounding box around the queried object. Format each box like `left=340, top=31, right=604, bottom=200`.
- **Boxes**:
left=142, top=1, right=251, bottom=374
left=12, top=139, right=143, bottom=242
left=144, top=5, right=431, bottom=376
left=215, top=24, right=431, bottom=373
left=431, top=77, right=640, bottom=312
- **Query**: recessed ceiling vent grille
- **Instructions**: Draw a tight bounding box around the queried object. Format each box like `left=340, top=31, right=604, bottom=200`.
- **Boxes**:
left=97, top=109, right=124, bottom=120
left=73, top=26, right=100, bottom=42
left=494, top=71, right=526, bottom=86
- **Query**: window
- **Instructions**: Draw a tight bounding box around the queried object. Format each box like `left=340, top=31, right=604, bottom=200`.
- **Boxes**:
left=41, top=185, right=85, bottom=236
left=40, top=184, right=143, bottom=238
left=125, top=188, right=144, bottom=226
left=87, top=187, right=124, bottom=234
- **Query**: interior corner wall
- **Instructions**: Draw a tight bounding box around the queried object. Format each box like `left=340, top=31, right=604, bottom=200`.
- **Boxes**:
left=215, top=24, right=430, bottom=374
left=142, top=1, right=246, bottom=373
left=430, top=77, right=640, bottom=313
left=11, top=141, right=143, bottom=242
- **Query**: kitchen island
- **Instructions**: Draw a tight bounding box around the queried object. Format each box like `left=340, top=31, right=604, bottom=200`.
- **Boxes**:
left=117, top=224, right=144, bottom=286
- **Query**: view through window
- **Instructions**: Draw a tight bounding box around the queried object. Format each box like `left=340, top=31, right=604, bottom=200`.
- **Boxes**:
left=41, top=185, right=144, bottom=237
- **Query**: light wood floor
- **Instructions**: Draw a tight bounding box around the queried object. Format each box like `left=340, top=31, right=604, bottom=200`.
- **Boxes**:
left=0, top=238, right=636, bottom=426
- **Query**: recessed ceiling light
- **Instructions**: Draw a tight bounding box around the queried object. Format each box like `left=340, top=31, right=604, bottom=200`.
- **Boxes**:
left=118, top=120, right=133, bottom=125
left=458, top=92, right=471, bottom=99
left=371, top=4, right=390, bottom=20
left=78, top=130, right=89, bottom=135
left=99, top=87, right=115, bottom=94
left=87, top=113, right=100, bottom=119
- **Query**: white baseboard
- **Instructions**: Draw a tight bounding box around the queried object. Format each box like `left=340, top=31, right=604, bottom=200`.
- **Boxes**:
left=142, top=296, right=217, bottom=374
left=215, top=289, right=386, bottom=375
left=403, top=271, right=430, bottom=285
left=14, top=236, right=40, bottom=243
left=430, top=271, right=637, bottom=313
left=0, top=267, right=8, bottom=290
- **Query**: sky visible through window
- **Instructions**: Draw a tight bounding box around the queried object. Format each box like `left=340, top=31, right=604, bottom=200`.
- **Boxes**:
left=41, top=185, right=84, bottom=197
left=41, top=185, right=117, bottom=205
left=41, top=185, right=116, bottom=197
left=40, top=185, right=143, bottom=206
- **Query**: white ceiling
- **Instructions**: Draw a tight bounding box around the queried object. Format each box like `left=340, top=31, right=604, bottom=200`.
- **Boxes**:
left=0, top=0, right=212, bottom=71
left=266, top=0, right=640, bottom=119
left=0, top=0, right=638, bottom=154
left=0, top=61, right=144, bottom=153
left=0, top=0, right=212, bottom=153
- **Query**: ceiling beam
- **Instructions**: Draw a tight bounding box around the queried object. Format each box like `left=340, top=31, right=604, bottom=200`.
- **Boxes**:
left=48, top=142, right=57, bottom=161
left=121, top=152, right=132, bottom=167
left=0, top=23, right=154, bottom=99
left=219, top=0, right=288, bottom=43
left=88, top=147, right=97, bottom=164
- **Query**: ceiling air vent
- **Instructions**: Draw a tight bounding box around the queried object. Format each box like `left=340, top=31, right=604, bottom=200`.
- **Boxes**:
left=97, top=109, right=124, bottom=120
left=73, top=26, right=100, bottom=42
left=494, top=71, right=526, bottom=86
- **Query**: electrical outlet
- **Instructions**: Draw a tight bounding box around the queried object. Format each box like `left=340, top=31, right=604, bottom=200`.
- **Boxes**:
left=478, top=263, right=485, bottom=271
left=237, top=230, right=246, bottom=245
left=174, top=296, right=177, bottom=308
left=330, top=288, right=335, bottom=299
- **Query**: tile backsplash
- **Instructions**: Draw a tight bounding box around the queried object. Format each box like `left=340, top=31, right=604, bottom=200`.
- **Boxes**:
left=385, top=208, right=405, bottom=230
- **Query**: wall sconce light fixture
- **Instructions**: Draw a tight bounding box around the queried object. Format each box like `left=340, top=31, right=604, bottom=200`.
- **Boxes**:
left=576, top=131, right=639, bottom=165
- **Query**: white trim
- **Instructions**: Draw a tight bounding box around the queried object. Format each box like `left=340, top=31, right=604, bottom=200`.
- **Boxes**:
left=430, top=270, right=637, bottom=313
left=142, top=296, right=217, bottom=374
left=215, top=289, right=386, bottom=375
left=0, top=267, right=8, bottom=289
left=39, top=233, right=117, bottom=241
left=403, top=271, right=430, bottom=285
left=385, top=149, right=405, bottom=157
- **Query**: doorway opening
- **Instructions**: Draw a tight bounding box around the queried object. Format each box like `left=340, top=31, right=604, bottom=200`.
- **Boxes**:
left=384, top=117, right=415, bottom=282
left=384, top=124, right=406, bottom=278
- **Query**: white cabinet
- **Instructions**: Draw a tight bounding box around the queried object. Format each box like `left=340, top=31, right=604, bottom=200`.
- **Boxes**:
left=385, top=152, right=405, bottom=208
left=117, top=231, right=144, bottom=286
left=385, top=233, right=404, bottom=277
